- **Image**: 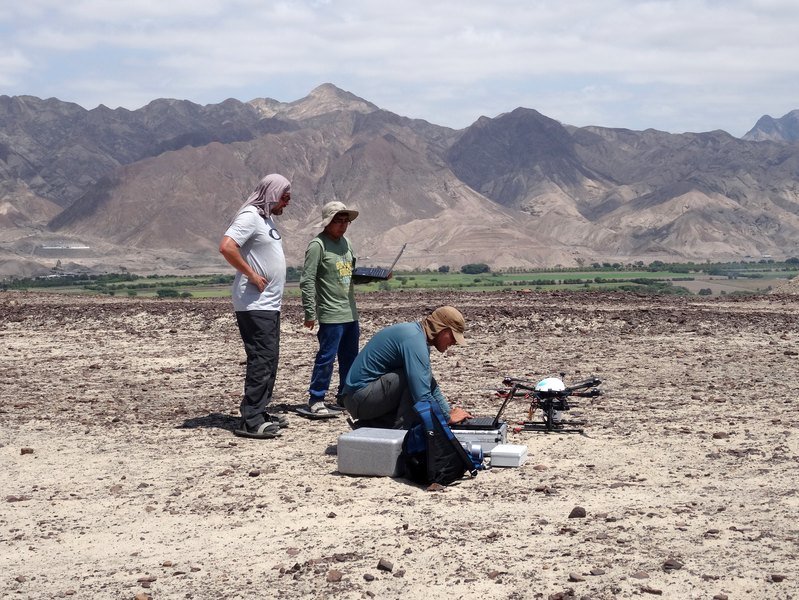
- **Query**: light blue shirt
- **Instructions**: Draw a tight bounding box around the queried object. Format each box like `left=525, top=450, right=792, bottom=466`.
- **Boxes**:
left=343, top=321, right=450, bottom=419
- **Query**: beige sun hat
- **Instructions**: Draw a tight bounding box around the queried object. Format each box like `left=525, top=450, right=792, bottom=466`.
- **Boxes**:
left=317, top=201, right=360, bottom=228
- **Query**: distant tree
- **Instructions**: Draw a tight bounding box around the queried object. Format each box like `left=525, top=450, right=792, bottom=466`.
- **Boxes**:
left=461, top=263, right=490, bottom=275
left=786, top=257, right=799, bottom=264
left=156, top=288, right=179, bottom=298
left=698, top=288, right=712, bottom=296
left=438, top=265, right=450, bottom=273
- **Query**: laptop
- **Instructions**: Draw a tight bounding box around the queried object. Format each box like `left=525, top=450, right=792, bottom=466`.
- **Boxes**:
left=454, top=393, right=513, bottom=430
left=353, top=243, right=406, bottom=281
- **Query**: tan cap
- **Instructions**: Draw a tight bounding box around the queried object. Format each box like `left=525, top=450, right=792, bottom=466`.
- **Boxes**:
left=317, top=201, right=360, bottom=228
left=429, top=306, right=466, bottom=345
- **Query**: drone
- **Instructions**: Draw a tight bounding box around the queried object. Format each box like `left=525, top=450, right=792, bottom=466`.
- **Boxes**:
left=497, top=373, right=603, bottom=434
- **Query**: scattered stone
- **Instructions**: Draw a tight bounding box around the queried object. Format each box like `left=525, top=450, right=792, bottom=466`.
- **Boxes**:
left=248, top=469, right=260, bottom=477
left=426, top=483, right=445, bottom=492
left=162, top=561, right=173, bottom=567
left=533, top=464, right=548, bottom=471
left=376, top=558, right=393, bottom=572
left=134, top=594, right=151, bottom=600
left=6, top=495, right=31, bottom=503
left=662, top=558, right=684, bottom=572
left=190, top=565, right=201, bottom=572
left=568, top=572, right=585, bottom=582
left=630, top=571, right=649, bottom=579
left=568, top=506, right=587, bottom=518
left=286, top=548, right=300, bottom=556
left=393, top=569, right=405, bottom=578
left=363, top=573, right=375, bottom=582
left=641, top=585, right=663, bottom=595
left=712, top=594, right=729, bottom=600
left=590, top=568, right=606, bottom=576
left=769, top=573, right=787, bottom=583
left=15, top=575, right=27, bottom=583
left=488, top=570, right=501, bottom=579
left=326, top=569, right=342, bottom=582
left=712, top=432, right=729, bottom=439
left=20, top=448, right=34, bottom=455
left=327, top=512, right=337, bottom=518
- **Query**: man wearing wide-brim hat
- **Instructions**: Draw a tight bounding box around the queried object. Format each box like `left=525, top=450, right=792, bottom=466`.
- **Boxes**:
left=299, top=201, right=361, bottom=417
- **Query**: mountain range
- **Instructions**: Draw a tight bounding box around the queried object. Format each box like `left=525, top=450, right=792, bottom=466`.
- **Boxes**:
left=1, top=84, right=798, bottom=278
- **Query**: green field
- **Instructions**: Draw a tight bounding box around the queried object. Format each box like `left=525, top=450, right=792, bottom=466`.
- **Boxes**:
left=4, top=261, right=796, bottom=298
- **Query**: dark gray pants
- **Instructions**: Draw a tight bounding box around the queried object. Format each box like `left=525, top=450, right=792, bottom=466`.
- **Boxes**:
left=235, top=310, right=280, bottom=429
left=342, top=370, right=416, bottom=429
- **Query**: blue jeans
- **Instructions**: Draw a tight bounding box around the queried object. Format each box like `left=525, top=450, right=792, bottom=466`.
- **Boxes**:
left=308, top=321, right=360, bottom=405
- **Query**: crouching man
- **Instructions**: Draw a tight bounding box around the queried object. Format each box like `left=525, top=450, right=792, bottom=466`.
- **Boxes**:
left=339, top=306, right=472, bottom=429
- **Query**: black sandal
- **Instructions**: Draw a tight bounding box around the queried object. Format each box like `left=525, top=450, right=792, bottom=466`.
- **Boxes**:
left=233, top=421, right=281, bottom=439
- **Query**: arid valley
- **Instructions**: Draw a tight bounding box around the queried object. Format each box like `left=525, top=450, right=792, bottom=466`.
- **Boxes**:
left=2, top=290, right=798, bottom=599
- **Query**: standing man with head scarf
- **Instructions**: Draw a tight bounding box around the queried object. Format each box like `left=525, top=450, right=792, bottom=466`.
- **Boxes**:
left=339, top=306, right=473, bottom=429
left=219, top=174, right=291, bottom=439
left=299, top=201, right=361, bottom=418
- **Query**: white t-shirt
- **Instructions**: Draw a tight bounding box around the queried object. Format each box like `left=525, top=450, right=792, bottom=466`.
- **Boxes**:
left=223, top=206, right=286, bottom=312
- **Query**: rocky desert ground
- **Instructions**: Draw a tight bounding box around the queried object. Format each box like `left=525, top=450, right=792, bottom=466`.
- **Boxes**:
left=1, top=289, right=798, bottom=599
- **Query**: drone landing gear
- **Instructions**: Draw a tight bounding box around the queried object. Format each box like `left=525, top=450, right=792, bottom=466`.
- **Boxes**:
left=521, top=399, right=585, bottom=434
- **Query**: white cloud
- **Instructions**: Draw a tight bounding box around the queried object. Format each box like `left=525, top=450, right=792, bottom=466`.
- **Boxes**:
left=0, top=49, right=32, bottom=87
left=2, top=0, right=798, bottom=135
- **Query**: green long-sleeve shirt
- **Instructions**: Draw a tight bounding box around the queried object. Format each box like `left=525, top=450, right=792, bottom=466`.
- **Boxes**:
left=300, top=234, right=358, bottom=323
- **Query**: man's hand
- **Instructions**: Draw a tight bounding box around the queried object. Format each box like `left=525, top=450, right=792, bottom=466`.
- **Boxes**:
left=304, top=320, right=315, bottom=329
left=218, top=236, right=269, bottom=294
left=448, top=406, right=473, bottom=424
left=249, top=274, right=267, bottom=293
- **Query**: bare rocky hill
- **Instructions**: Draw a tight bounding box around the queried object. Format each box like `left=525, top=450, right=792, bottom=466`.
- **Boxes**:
left=1, top=84, right=798, bottom=277
left=743, top=109, right=799, bottom=142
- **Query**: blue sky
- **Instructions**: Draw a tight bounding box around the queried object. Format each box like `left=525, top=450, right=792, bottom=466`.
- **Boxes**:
left=2, top=0, right=798, bottom=137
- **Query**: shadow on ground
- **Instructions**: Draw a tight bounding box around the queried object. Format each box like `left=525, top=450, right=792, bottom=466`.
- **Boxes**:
left=177, top=412, right=239, bottom=431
